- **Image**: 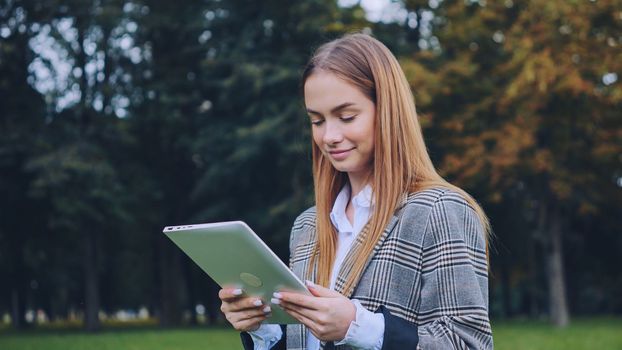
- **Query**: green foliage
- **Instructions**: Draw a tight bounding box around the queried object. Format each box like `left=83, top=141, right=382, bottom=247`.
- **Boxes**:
left=402, top=0, right=622, bottom=320
left=1, top=0, right=621, bottom=331
left=189, top=0, right=370, bottom=259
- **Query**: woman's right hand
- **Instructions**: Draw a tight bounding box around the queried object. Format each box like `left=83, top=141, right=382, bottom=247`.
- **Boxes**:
left=219, top=288, right=271, bottom=332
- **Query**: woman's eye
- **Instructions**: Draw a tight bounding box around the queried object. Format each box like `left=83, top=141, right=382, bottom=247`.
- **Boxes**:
left=340, top=115, right=356, bottom=122
left=311, top=119, right=324, bottom=126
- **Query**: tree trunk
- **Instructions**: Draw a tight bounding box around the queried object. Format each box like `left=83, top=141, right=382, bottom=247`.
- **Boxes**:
left=183, top=258, right=198, bottom=326
left=528, top=209, right=542, bottom=318
left=158, top=235, right=185, bottom=326
left=206, top=279, right=220, bottom=325
left=527, top=236, right=540, bottom=317
left=9, top=269, right=28, bottom=329
left=10, top=288, right=23, bottom=329
left=545, top=204, right=570, bottom=327
left=84, top=231, right=100, bottom=331
left=500, top=259, right=512, bottom=318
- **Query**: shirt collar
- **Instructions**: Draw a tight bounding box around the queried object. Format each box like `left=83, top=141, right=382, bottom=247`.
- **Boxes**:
left=329, top=183, right=374, bottom=231
left=330, top=183, right=351, bottom=230
left=352, top=184, right=373, bottom=208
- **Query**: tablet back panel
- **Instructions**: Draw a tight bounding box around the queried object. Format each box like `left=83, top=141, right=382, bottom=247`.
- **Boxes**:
left=164, top=221, right=308, bottom=324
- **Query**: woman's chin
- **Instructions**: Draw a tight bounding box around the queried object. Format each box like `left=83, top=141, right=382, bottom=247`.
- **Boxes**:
left=330, top=162, right=353, bottom=173
left=331, top=163, right=368, bottom=176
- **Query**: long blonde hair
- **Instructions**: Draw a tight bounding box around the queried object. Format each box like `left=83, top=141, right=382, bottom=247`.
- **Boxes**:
left=302, top=33, right=491, bottom=293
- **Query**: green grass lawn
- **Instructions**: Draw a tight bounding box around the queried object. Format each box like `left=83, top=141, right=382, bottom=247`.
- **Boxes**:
left=0, top=327, right=241, bottom=350
left=1, top=318, right=621, bottom=350
left=492, top=317, right=622, bottom=350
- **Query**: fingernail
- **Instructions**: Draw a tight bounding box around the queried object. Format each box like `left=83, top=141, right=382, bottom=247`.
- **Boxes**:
left=273, top=292, right=282, bottom=299
left=232, top=289, right=243, bottom=296
left=253, top=299, right=263, bottom=306
left=305, top=280, right=315, bottom=287
left=262, top=306, right=271, bottom=313
left=271, top=298, right=281, bottom=305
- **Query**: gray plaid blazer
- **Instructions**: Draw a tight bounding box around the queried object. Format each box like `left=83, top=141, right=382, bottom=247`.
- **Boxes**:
left=286, top=188, right=493, bottom=349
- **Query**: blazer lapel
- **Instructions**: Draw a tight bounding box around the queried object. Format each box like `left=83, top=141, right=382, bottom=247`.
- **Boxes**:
left=287, top=226, right=317, bottom=350
left=333, top=214, right=400, bottom=298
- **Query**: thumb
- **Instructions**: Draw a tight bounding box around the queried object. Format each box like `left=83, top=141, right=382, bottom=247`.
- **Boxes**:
left=306, top=280, right=342, bottom=298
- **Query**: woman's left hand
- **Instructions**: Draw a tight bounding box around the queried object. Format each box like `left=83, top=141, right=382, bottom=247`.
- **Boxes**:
left=273, top=280, right=356, bottom=342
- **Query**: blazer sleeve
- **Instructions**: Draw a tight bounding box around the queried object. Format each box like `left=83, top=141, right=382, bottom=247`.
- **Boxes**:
left=415, top=192, right=493, bottom=349
left=379, top=192, right=493, bottom=350
left=376, top=305, right=419, bottom=349
left=240, top=331, right=254, bottom=350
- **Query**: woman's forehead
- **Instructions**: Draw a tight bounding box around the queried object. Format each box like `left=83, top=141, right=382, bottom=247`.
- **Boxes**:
left=304, top=72, right=371, bottom=111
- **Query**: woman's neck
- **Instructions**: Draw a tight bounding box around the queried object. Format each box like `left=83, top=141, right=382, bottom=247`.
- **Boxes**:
left=347, top=170, right=371, bottom=197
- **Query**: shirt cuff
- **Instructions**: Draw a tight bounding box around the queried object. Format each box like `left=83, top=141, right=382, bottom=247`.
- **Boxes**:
left=335, top=299, right=385, bottom=350
left=248, top=324, right=283, bottom=350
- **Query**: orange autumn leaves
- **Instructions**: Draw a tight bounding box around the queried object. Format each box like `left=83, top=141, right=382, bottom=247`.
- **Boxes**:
left=403, top=0, right=621, bottom=205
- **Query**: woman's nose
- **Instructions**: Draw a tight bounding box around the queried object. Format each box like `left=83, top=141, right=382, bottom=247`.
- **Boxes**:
left=323, top=121, right=344, bottom=145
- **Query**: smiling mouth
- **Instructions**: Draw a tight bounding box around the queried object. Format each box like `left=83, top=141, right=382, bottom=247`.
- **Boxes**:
left=328, top=148, right=355, bottom=155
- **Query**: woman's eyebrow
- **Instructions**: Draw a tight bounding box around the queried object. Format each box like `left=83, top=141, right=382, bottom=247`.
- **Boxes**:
left=306, top=102, right=356, bottom=116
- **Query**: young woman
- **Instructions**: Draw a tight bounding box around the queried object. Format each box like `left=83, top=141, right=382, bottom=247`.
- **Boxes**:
left=219, top=33, right=493, bottom=350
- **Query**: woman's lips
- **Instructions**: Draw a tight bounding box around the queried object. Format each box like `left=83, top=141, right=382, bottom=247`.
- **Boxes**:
left=328, top=148, right=354, bottom=161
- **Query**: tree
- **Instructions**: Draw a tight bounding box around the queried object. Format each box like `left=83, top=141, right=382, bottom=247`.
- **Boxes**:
left=127, top=0, right=211, bottom=326
left=0, top=0, right=48, bottom=329
left=404, top=0, right=622, bottom=326
left=23, top=0, right=136, bottom=331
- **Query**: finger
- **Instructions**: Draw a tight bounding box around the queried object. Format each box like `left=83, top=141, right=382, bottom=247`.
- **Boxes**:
left=278, top=300, right=322, bottom=324
left=278, top=299, right=317, bottom=316
left=281, top=303, right=317, bottom=329
left=219, top=288, right=244, bottom=301
left=229, top=297, right=266, bottom=312
left=231, top=306, right=272, bottom=323
left=227, top=306, right=266, bottom=324
left=305, top=280, right=342, bottom=298
left=235, top=314, right=268, bottom=332
left=222, top=297, right=264, bottom=315
left=281, top=305, right=335, bottom=342
left=275, top=291, right=319, bottom=310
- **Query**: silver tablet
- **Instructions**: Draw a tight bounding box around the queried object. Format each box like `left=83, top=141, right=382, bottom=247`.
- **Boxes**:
left=163, top=221, right=309, bottom=324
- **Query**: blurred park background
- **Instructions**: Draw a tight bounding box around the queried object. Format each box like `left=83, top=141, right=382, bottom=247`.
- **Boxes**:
left=1, top=0, right=621, bottom=348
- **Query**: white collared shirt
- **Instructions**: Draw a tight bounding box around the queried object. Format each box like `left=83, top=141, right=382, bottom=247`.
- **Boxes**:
left=328, top=182, right=373, bottom=290
left=251, top=183, right=384, bottom=350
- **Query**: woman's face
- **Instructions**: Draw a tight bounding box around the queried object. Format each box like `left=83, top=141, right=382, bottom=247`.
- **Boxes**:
left=304, top=72, right=375, bottom=179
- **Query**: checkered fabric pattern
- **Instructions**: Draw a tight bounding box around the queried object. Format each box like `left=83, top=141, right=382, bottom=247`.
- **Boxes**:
left=286, top=188, right=493, bottom=350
